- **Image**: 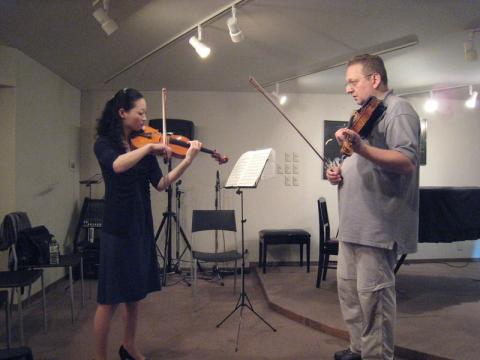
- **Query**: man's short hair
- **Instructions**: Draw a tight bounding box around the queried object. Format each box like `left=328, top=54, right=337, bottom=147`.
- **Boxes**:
left=347, top=54, right=388, bottom=87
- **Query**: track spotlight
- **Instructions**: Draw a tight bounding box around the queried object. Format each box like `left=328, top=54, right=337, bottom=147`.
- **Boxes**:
left=92, top=0, right=118, bottom=36
left=227, top=6, right=244, bottom=43
left=272, top=83, right=288, bottom=105
left=189, top=25, right=211, bottom=59
left=424, top=91, right=438, bottom=113
left=464, top=31, right=478, bottom=62
left=465, top=85, right=478, bottom=109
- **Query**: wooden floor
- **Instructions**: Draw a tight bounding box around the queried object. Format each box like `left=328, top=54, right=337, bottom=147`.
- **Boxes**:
left=2, top=261, right=477, bottom=359
left=0, top=271, right=350, bottom=360
left=256, top=262, right=480, bottom=360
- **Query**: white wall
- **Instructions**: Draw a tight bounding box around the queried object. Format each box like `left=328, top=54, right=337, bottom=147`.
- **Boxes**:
left=0, top=87, right=16, bottom=271
left=0, top=46, right=81, bottom=291
left=80, top=89, right=480, bottom=263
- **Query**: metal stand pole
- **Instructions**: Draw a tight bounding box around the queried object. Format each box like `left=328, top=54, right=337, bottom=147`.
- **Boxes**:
left=155, top=159, right=198, bottom=286
left=216, top=188, right=276, bottom=351
left=212, top=170, right=225, bottom=285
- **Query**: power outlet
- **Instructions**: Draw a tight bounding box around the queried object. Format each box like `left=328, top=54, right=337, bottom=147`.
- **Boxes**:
left=292, top=176, right=299, bottom=186
left=284, top=163, right=292, bottom=174
left=293, top=163, right=299, bottom=174
left=285, top=176, right=292, bottom=186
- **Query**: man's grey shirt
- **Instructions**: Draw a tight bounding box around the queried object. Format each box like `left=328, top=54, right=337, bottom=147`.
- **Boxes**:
left=338, top=91, right=420, bottom=254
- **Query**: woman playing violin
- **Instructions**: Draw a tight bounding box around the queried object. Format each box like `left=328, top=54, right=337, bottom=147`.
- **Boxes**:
left=93, top=88, right=201, bottom=360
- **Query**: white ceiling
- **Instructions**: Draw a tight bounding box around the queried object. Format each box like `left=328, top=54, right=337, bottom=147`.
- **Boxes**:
left=1, top=0, right=479, bottom=94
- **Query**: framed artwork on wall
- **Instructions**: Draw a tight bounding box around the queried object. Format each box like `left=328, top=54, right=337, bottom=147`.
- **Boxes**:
left=420, top=118, right=427, bottom=166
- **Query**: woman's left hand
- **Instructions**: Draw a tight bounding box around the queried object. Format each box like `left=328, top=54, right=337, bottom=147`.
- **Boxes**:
left=185, top=140, right=202, bottom=163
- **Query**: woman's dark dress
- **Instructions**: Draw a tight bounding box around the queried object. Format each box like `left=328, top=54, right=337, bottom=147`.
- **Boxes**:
left=94, top=136, right=162, bottom=304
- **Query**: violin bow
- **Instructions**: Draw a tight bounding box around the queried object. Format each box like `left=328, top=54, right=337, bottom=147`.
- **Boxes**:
left=248, top=76, right=327, bottom=164
left=161, top=87, right=169, bottom=163
left=161, top=88, right=168, bottom=145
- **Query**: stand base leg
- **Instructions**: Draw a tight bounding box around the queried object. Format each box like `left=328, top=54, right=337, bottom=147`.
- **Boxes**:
left=217, top=291, right=276, bottom=332
left=235, top=306, right=244, bottom=352
left=216, top=293, right=242, bottom=328
left=216, top=290, right=276, bottom=351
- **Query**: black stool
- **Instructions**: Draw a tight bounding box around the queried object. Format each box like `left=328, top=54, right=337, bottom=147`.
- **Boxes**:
left=259, top=229, right=310, bottom=274
left=0, top=347, right=33, bottom=360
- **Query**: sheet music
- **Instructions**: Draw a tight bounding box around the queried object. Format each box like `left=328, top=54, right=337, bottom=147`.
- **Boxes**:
left=225, top=148, right=272, bottom=188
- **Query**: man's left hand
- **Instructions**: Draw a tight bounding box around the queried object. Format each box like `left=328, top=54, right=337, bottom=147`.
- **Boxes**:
left=342, top=129, right=364, bottom=153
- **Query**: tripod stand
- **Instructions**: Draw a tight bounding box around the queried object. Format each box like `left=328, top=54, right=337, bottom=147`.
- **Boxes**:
left=216, top=188, right=276, bottom=351
left=155, top=159, right=193, bottom=286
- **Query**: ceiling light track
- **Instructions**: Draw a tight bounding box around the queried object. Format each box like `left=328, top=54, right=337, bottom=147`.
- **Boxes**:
left=104, top=0, right=250, bottom=84
left=398, top=84, right=475, bottom=97
left=261, top=35, right=419, bottom=89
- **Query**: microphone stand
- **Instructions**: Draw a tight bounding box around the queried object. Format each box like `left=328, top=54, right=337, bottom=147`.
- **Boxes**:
left=173, top=179, right=191, bottom=286
left=212, top=170, right=225, bottom=285
left=155, top=160, right=196, bottom=287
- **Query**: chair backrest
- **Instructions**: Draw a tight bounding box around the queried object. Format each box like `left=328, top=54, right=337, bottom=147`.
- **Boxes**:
left=0, top=212, right=32, bottom=251
left=317, top=198, right=331, bottom=248
left=191, top=210, right=236, bottom=233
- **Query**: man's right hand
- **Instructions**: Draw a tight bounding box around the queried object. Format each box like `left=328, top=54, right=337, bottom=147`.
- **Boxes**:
left=326, top=165, right=343, bottom=185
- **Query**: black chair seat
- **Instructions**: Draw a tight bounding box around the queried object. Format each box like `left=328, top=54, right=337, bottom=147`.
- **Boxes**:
left=0, top=347, right=33, bottom=360
left=325, top=239, right=339, bottom=250
left=191, top=210, right=240, bottom=295
left=0, top=270, right=43, bottom=288
left=192, top=250, right=242, bottom=263
left=18, top=254, right=81, bottom=269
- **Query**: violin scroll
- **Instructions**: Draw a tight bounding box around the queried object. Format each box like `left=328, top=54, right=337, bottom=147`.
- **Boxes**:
left=212, top=151, right=228, bottom=164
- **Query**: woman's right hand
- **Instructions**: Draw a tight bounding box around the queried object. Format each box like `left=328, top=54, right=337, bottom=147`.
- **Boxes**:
left=326, top=165, right=343, bottom=185
left=149, top=143, right=172, bottom=159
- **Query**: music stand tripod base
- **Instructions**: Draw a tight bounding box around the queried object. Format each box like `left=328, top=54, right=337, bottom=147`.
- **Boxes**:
left=216, top=188, right=276, bottom=352
left=155, top=159, right=197, bottom=287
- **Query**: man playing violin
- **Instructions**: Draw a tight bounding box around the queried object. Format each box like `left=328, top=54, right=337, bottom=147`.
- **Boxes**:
left=327, top=55, right=420, bottom=360
left=93, top=88, right=201, bottom=360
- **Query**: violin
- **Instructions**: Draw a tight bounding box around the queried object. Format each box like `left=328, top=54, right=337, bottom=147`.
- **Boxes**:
left=340, top=96, right=386, bottom=157
left=130, top=125, right=229, bottom=165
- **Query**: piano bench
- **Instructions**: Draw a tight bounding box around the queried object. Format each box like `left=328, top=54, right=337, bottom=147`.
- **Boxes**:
left=259, top=229, right=311, bottom=274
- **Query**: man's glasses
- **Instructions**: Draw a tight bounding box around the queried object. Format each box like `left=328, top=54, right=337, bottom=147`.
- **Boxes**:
left=345, top=73, right=374, bottom=89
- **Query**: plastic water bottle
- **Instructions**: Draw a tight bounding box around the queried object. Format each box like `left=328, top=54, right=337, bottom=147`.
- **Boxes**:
left=49, top=236, right=60, bottom=265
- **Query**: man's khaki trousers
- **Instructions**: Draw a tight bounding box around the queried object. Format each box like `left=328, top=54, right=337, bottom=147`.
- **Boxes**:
left=337, top=241, right=397, bottom=360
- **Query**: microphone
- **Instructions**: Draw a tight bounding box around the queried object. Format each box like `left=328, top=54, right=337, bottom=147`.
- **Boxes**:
left=215, top=171, right=220, bottom=209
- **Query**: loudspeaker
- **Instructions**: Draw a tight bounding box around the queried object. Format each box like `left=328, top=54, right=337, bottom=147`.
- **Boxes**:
left=149, top=119, right=195, bottom=139
left=82, top=243, right=100, bottom=279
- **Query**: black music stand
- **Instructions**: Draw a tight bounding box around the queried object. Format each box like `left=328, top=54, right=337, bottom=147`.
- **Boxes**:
left=216, top=149, right=276, bottom=352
